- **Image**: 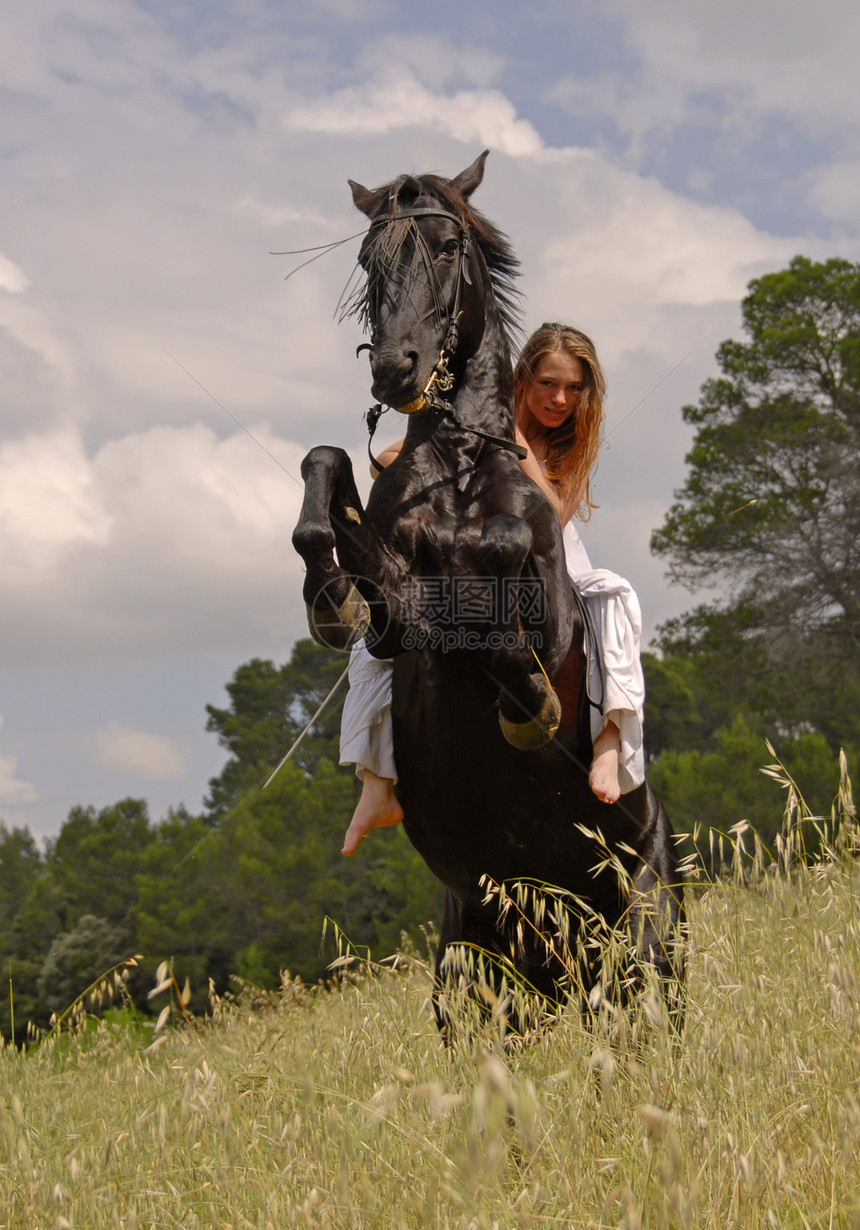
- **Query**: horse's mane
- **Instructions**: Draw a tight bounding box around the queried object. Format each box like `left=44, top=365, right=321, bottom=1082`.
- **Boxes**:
left=340, top=173, right=523, bottom=347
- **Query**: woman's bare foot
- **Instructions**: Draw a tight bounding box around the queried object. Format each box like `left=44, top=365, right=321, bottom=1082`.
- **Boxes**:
left=342, top=769, right=404, bottom=855
left=589, top=719, right=621, bottom=804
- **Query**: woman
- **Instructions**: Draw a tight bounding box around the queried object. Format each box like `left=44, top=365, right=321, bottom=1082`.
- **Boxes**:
left=339, top=323, right=645, bottom=856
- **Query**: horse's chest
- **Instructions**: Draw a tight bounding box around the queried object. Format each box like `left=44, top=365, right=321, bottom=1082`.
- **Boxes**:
left=379, top=484, right=485, bottom=574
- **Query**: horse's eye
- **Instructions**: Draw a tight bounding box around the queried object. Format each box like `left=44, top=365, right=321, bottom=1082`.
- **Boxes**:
left=437, top=240, right=459, bottom=260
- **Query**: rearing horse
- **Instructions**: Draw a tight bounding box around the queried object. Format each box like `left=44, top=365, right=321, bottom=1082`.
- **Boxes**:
left=292, top=151, right=684, bottom=1033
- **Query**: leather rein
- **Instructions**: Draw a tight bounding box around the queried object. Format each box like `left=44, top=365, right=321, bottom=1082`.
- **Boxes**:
left=361, top=202, right=527, bottom=473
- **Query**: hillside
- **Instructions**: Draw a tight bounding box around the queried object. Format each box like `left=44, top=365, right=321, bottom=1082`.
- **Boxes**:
left=2, top=787, right=859, bottom=1229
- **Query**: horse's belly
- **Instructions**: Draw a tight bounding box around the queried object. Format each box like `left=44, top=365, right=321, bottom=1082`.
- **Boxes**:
left=391, top=653, right=633, bottom=907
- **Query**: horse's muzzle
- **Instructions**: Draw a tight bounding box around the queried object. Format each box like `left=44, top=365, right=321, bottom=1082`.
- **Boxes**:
left=370, top=344, right=424, bottom=408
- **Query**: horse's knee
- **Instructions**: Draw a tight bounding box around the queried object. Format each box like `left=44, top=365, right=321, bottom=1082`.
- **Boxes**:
left=292, top=445, right=371, bottom=649
left=291, top=518, right=335, bottom=570
left=299, top=443, right=352, bottom=481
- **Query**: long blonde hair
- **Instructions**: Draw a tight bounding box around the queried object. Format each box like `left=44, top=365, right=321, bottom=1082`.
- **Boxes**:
left=513, top=323, right=606, bottom=520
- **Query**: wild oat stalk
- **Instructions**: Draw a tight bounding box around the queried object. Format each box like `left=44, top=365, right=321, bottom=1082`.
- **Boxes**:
left=764, top=741, right=860, bottom=873
left=7, top=961, right=13, bottom=1046
left=145, top=958, right=194, bottom=1051
left=44, top=953, right=142, bottom=1040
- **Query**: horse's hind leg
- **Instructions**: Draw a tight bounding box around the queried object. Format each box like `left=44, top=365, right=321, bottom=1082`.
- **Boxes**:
left=626, top=786, right=687, bottom=1030
left=479, top=514, right=561, bottom=750
left=433, top=891, right=560, bottom=1042
left=292, top=445, right=371, bottom=650
left=431, top=890, right=462, bottom=1041
left=433, top=895, right=515, bottom=1040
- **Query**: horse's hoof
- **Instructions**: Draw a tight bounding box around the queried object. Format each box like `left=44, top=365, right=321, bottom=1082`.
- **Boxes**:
left=306, top=584, right=370, bottom=650
left=499, top=683, right=562, bottom=750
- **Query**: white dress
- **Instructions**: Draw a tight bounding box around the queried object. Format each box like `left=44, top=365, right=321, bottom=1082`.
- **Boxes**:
left=340, top=519, right=646, bottom=794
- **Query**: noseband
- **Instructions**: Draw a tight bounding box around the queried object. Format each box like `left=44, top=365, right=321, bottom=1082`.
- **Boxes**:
left=364, top=199, right=526, bottom=468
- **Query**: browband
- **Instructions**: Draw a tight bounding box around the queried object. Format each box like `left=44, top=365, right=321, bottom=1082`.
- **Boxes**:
left=369, top=206, right=464, bottom=227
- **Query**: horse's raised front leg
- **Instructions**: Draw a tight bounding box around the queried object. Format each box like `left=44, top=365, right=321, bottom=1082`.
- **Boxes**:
left=479, top=514, right=561, bottom=751
left=291, top=446, right=372, bottom=651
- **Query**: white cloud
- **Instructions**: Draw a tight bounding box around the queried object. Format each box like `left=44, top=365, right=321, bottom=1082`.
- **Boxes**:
left=0, top=754, right=37, bottom=804
left=0, top=124, right=801, bottom=672
left=94, top=722, right=189, bottom=781
left=0, top=296, right=78, bottom=394
left=550, top=0, right=860, bottom=200
left=0, top=421, right=310, bottom=664
left=355, top=34, right=507, bottom=91
left=476, top=150, right=797, bottom=372
left=616, top=0, right=860, bottom=124
left=0, top=715, right=37, bottom=805
left=0, top=254, right=29, bottom=294
left=579, top=499, right=694, bottom=643
left=3, top=0, right=856, bottom=838
left=93, top=422, right=306, bottom=548
left=551, top=161, right=788, bottom=307
left=806, top=161, right=860, bottom=224
left=0, top=431, right=111, bottom=573
left=288, top=75, right=543, bottom=156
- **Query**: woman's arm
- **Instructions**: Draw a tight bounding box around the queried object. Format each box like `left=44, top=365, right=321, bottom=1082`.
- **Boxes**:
left=370, top=438, right=405, bottom=478
left=515, top=428, right=587, bottom=524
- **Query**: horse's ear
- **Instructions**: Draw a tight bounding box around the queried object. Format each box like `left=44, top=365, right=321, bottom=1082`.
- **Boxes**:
left=448, top=150, right=489, bottom=200
left=349, top=178, right=374, bottom=216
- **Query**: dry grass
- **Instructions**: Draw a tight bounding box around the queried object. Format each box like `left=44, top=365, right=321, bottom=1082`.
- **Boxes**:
left=2, top=754, right=859, bottom=1229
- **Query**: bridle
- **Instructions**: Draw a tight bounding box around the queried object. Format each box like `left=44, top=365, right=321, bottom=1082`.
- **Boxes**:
left=362, top=194, right=526, bottom=470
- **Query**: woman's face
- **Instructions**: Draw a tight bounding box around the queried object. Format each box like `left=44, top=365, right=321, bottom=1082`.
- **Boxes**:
left=521, top=349, right=584, bottom=432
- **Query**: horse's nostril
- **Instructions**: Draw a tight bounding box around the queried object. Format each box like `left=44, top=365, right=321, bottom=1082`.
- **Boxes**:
left=369, top=345, right=423, bottom=399
left=392, top=353, right=417, bottom=384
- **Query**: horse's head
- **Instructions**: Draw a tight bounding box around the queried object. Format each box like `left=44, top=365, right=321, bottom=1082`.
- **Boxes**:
left=347, top=151, right=516, bottom=414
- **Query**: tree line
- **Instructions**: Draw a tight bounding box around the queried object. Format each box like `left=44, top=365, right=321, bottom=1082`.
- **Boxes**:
left=647, top=256, right=860, bottom=836
left=0, top=643, right=441, bottom=1044
left=2, top=256, right=858, bottom=1044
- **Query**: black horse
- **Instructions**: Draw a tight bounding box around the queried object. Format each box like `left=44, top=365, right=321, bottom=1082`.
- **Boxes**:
left=292, top=152, right=684, bottom=1034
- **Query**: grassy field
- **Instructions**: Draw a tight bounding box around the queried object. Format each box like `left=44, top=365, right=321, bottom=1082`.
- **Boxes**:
left=2, top=765, right=859, bottom=1228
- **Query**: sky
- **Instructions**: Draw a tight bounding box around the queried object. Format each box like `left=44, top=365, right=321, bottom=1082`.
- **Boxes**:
left=2, top=0, right=859, bottom=841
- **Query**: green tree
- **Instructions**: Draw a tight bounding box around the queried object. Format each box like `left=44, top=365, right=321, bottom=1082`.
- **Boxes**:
left=642, top=651, right=718, bottom=758
left=134, top=806, right=235, bottom=1011
left=0, top=639, right=442, bottom=1014
left=1, top=957, right=44, bottom=1043
left=36, top=914, right=129, bottom=1017
left=205, top=641, right=348, bottom=815
left=46, top=798, right=156, bottom=931
left=0, top=823, right=43, bottom=936
left=136, top=640, right=442, bottom=993
left=652, top=257, right=860, bottom=740
left=648, top=715, right=857, bottom=854
left=137, top=759, right=440, bottom=994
